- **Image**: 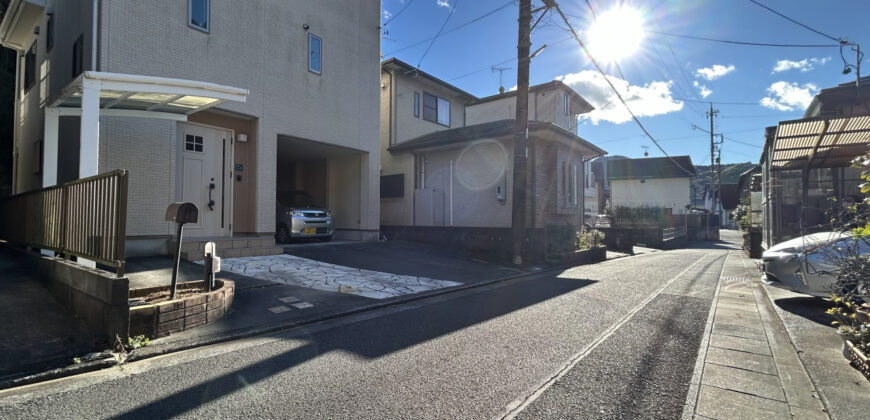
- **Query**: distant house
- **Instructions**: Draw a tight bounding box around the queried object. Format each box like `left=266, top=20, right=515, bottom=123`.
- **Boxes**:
left=760, top=78, right=870, bottom=248
left=584, top=155, right=627, bottom=216
left=607, top=156, right=696, bottom=219
left=379, top=58, right=606, bottom=232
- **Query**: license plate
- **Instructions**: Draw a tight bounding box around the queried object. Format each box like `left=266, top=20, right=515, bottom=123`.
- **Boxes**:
left=304, top=227, right=317, bottom=235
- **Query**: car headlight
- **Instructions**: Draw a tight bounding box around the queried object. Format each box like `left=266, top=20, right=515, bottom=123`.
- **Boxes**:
left=290, top=210, right=305, bottom=217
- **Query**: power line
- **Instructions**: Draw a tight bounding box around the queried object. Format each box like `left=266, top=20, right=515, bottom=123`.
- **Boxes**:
left=648, top=30, right=839, bottom=48
left=747, top=0, right=839, bottom=42
left=417, top=0, right=460, bottom=68
left=552, top=2, right=694, bottom=177
left=445, top=35, right=575, bottom=82
left=673, top=97, right=762, bottom=106
left=724, top=135, right=762, bottom=149
left=383, top=0, right=416, bottom=26
left=385, top=0, right=514, bottom=57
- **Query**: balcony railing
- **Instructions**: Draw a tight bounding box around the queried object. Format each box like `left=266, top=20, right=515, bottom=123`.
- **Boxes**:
left=0, top=170, right=128, bottom=276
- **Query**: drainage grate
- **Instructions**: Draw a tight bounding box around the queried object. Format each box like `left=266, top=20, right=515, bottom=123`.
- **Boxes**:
left=723, top=276, right=750, bottom=282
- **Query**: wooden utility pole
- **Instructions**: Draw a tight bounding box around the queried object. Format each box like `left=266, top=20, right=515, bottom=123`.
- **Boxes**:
left=706, top=103, right=718, bottom=211
left=511, top=0, right=532, bottom=265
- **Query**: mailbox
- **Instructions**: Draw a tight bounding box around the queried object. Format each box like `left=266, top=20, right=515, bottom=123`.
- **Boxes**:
left=165, top=202, right=198, bottom=224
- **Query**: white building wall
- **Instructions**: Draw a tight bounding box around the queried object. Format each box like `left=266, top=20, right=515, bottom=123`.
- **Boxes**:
left=610, top=178, right=692, bottom=214
left=96, top=0, right=381, bottom=237
left=466, top=89, right=577, bottom=131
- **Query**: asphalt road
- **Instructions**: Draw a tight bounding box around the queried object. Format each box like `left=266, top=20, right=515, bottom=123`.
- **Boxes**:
left=0, top=241, right=734, bottom=419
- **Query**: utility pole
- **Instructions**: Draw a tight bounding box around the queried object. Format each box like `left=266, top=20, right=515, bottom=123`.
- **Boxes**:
left=706, top=103, right=719, bottom=211
left=511, top=0, right=532, bottom=265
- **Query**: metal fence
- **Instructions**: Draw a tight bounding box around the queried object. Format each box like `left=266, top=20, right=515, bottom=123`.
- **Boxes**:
left=0, top=170, right=128, bottom=276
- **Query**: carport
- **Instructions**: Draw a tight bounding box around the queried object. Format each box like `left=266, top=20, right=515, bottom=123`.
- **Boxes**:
left=760, top=114, right=870, bottom=247
left=276, top=135, right=370, bottom=241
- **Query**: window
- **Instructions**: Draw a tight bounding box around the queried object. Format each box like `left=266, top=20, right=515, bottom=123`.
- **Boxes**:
left=572, top=164, right=578, bottom=206
left=308, top=34, right=322, bottom=75
left=23, top=42, right=36, bottom=92
left=380, top=174, right=405, bottom=198
left=413, top=92, right=420, bottom=117
left=422, top=92, right=450, bottom=126
left=185, top=134, right=204, bottom=152
left=46, top=14, right=54, bottom=51
left=72, top=34, right=83, bottom=78
left=563, top=93, right=569, bottom=116
left=189, top=0, right=210, bottom=32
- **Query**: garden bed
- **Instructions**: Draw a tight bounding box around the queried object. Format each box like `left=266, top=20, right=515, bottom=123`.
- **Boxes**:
left=128, top=280, right=234, bottom=339
left=547, top=246, right=606, bottom=265
left=846, top=340, right=870, bottom=381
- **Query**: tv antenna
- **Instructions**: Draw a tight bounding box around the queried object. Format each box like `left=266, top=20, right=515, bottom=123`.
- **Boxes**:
left=492, top=65, right=512, bottom=94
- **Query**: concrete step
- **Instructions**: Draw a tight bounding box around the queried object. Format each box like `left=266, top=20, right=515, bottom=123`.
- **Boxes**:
left=180, top=246, right=283, bottom=261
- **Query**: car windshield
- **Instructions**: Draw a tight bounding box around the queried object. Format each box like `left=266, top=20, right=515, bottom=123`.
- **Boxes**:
left=277, top=191, right=319, bottom=208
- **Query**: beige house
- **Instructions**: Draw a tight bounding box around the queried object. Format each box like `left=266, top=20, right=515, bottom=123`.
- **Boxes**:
left=2, top=0, right=381, bottom=259
left=379, top=59, right=605, bottom=231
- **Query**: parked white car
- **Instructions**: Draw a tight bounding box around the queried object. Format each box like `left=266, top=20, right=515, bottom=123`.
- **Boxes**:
left=761, top=232, right=870, bottom=298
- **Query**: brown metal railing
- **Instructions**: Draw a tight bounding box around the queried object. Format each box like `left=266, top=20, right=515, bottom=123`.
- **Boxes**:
left=0, top=170, right=128, bottom=276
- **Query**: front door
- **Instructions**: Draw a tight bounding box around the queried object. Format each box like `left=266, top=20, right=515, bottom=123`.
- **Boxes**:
left=178, top=123, right=232, bottom=237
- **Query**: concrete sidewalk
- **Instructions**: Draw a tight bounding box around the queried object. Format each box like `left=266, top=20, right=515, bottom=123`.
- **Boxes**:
left=684, top=249, right=828, bottom=419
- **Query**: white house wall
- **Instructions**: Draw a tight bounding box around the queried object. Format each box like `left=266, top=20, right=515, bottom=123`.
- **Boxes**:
left=466, top=89, right=574, bottom=131
left=97, top=0, right=381, bottom=237
left=610, top=178, right=692, bottom=214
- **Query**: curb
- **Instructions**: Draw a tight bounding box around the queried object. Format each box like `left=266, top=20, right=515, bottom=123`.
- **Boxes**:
left=0, top=356, right=118, bottom=391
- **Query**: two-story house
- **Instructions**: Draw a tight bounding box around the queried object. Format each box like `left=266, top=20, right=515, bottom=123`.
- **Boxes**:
left=1, top=0, right=381, bottom=259
left=607, top=156, right=697, bottom=219
left=379, top=58, right=605, bottom=233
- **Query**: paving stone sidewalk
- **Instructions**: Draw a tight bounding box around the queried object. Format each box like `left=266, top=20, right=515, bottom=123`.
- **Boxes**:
left=685, top=249, right=828, bottom=419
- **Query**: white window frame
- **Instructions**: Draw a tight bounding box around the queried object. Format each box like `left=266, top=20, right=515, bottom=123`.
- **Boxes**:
left=188, top=0, right=210, bottom=33
left=308, top=33, right=323, bottom=75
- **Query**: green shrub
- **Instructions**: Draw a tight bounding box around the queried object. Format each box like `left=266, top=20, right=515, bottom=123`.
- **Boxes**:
left=576, top=229, right=605, bottom=250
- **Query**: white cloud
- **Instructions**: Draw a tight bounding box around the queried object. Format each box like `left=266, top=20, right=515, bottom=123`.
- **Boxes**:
left=772, top=57, right=831, bottom=73
left=695, top=64, right=735, bottom=81
left=694, top=81, right=712, bottom=98
left=436, top=0, right=451, bottom=8
left=556, top=71, right=683, bottom=124
left=383, top=9, right=392, bottom=20
left=760, top=81, right=818, bottom=111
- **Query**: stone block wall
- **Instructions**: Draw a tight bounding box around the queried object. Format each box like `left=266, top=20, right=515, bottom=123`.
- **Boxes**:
left=129, top=280, right=234, bottom=339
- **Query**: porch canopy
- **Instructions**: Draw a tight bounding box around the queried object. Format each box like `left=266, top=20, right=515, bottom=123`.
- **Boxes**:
left=43, top=71, right=248, bottom=187
left=769, top=114, right=870, bottom=170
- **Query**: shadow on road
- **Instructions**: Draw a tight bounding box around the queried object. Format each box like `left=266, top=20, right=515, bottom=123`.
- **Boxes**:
left=773, top=296, right=835, bottom=328
left=113, top=274, right=596, bottom=418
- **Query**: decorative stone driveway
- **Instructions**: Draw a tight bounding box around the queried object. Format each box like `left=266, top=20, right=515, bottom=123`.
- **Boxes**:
left=207, top=254, right=462, bottom=299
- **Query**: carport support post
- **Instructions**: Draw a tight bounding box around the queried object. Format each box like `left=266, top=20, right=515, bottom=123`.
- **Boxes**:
left=170, top=223, right=185, bottom=300
left=42, top=108, right=59, bottom=188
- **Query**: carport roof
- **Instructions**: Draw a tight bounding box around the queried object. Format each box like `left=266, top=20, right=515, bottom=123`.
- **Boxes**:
left=767, top=114, right=870, bottom=169
left=388, top=119, right=607, bottom=155
left=47, top=71, right=249, bottom=115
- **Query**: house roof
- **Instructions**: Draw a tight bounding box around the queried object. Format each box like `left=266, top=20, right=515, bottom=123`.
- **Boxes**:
left=381, top=58, right=477, bottom=101
left=719, top=184, right=739, bottom=210
left=388, top=119, right=607, bottom=155
left=804, top=76, right=870, bottom=118
left=468, top=80, right=595, bottom=113
left=608, top=156, right=696, bottom=180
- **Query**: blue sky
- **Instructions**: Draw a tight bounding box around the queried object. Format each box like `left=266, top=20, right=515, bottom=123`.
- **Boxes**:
left=380, top=0, right=870, bottom=165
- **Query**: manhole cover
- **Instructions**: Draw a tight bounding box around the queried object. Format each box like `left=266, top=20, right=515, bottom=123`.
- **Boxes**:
left=723, top=276, right=750, bottom=282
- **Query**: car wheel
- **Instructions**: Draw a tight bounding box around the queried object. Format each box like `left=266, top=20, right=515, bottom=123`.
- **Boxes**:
left=276, top=224, right=290, bottom=243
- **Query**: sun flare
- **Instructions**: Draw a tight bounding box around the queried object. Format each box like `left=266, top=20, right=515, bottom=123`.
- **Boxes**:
left=586, top=6, right=645, bottom=62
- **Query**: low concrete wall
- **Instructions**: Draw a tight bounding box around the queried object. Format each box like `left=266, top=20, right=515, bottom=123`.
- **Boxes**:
left=9, top=247, right=131, bottom=341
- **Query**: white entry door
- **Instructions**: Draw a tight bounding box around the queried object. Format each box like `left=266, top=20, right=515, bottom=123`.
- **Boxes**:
left=178, top=123, right=232, bottom=237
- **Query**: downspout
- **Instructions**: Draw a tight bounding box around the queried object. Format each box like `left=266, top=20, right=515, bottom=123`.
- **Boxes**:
left=12, top=51, right=20, bottom=193
left=91, top=0, right=99, bottom=70
left=449, top=160, right=454, bottom=226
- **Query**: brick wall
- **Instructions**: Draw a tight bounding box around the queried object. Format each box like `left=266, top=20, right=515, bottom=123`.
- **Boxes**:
left=531, top=139, right=585, bottom=228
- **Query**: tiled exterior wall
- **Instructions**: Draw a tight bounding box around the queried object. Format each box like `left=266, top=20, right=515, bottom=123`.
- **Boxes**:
left=100, top=117, right=176, bottom=236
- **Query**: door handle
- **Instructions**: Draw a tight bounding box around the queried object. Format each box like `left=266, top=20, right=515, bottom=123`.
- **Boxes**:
left=208, top=181, right=216, bottom=211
